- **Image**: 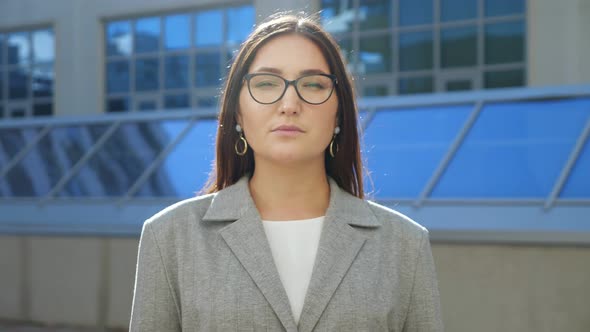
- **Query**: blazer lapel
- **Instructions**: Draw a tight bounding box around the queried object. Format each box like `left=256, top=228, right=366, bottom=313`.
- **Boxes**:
left=297, top=179, right=381, bottom=332
left=203, top=177, right=298, bottom=332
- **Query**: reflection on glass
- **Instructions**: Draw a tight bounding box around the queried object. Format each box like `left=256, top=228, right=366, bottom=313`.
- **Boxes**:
left=446, top=79, right=472, bottom=91
left=165, top=14, right=190, bottom=50
left=106, top=21, right=132, bottom=56
left=195, top=52, right=220, bottom=87
left=359, top=0, right=391, bottom=31
left=8, top=69, right=28, bottom=99
left=0, top=128, right=38, bottom=159
left=135, top=17, right=160, bottom=53
left=32, top=29, right=55, bottom=63
left=165, top=55, right=189, bottom=89
left=321, top=0, right=354, bottom=34
left=62, top=121, right=188, bottom=197
left=432, top=99, right=590, bottom=198
left=484, top=69, right=524, bottom=89
left=364, top=85, right=388, bottom=96
left=7, top=32, right=30, bottom=66
left=359, top=34, right=391, bottom=74
left=399, top=0, right=433, bottom=26
left=136, top=120, right=216, bottom=197
left=561, top=128, right=590, bottom=198
left=135, top=58, right=159, bottom=91
left=164, top=94, right=190, bottom=109
left=195, top=10, right=223, bottom=47
left=106, top=60, right=130, bottom=93
left=32, top=64, right=54, bottom=97
left=398, top=76, right=433, bottom=94
left=107, top=98, right=129, bottom=112
left=441, top=26, right=477, bottom=68
left=485, top=0, right=525, bottom=17
left=2, top=125, right=106, bottom=197
left=33, top=103, right=52, bottom=116
left=485, top=21, right=524, bottom=64
left=226, top=6, right=255, bottom=45
left=399, top=31, right=433, bottom=71
left=363, top=106, right=471, bottom=197
left=441, top=0, right=477, bottom=22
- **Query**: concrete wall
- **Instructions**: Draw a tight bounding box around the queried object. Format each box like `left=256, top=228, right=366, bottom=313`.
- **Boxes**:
left=527, top=0, right=590, bottom=86
left=1, top=235, right=589, bottom=331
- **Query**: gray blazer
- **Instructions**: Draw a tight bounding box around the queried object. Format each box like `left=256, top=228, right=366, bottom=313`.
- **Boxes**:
left=130, top=176, right=443, bottom=331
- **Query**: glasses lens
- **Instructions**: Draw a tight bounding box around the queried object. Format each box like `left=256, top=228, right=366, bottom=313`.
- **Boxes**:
left=297, top=75, right=335, bottom=104
left=248, top=74, right=285, bottom=104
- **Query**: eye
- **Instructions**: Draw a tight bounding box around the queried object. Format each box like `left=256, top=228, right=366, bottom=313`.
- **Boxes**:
left=302, top=81, right=327, bottom=90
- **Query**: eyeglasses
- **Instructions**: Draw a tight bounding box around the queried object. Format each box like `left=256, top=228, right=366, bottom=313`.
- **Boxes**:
left=243, top=73, right=338, bottom=105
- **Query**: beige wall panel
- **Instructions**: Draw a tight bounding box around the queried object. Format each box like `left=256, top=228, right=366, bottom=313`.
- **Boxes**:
left=106, top=237, right=139, bottom=328
left=0, top=236, right=24, bottom=319
left=29, top=236, right=102, bottom=326
left=432, top=244, right=590, bottom=332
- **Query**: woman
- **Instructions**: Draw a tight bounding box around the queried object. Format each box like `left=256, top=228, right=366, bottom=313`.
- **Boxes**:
left=130, top=13, right=443, bottom=332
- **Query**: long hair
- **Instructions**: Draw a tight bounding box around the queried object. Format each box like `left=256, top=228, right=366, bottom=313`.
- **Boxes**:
left=202, top=13, right=364, bottom=198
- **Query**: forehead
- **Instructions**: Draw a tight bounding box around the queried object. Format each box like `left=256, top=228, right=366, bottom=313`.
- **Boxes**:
left=249, top=34, right=331, bottom=74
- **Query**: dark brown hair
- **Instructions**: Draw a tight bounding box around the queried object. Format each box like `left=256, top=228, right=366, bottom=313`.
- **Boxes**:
left=203, top=13, right=364, bottom=198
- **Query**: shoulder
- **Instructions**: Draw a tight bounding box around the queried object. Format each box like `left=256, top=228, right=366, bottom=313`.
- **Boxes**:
left=364, top=199, right=429, bottom=242
left=143, top=193, right=215, bottom=235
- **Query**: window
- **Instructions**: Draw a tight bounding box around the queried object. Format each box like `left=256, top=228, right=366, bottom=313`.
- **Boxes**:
left=321, top=0, right=526, bottom=95
left=104, top=5, right=255, bottom=112
left=0, top=28, right=55, bottom=119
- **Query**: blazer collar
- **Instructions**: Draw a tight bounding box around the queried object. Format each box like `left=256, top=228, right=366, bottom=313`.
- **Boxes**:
left=203, top=175, right=380, bottom=332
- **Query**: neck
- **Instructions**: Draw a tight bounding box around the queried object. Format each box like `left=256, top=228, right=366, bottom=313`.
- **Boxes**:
left=248, top=159, right=330, bottom=221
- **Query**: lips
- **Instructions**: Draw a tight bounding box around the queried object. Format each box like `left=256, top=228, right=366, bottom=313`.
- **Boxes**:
left=272, top=125, right=304, bottom=132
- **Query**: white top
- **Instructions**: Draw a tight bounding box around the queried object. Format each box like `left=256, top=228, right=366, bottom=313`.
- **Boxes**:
left=261, top=216, right=325, bottom=325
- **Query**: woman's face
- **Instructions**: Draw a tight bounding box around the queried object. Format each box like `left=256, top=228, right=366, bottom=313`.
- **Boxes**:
left=237, top=34, right=339, bottom=167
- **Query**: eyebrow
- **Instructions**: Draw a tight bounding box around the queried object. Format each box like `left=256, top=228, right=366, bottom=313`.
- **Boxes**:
left=251, top=67, right=330, bottom=76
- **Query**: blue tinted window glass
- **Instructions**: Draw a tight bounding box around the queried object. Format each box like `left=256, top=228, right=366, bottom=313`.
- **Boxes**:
left=0, top=70, right=4, bottom=101
left=164, top=55, right=189, bottom=89
left=32, top=29, right=54, bottom=63
left=106, top=21, right=132, bottom=56
left=195, top=53, right=220, bottom=87
left=106, top=60, right=130, bottom=93
left=62, top=121, right=189, bottom=197
left=7, top=32, right=30, bottom=65
left=441, top=26, right=477, bottom=68
left=359, top=34, right=392, bottom=74
left=106, top=98, right=129, bottom=112
left=8, top=69, right=28, bottom=100
left=135, top=58, right=159, bottom=91
left=32, top=64, right=54, bottom=97
left=398, top=76, right=433, bottom=94
left=321, top=0, right=354, bottom=34
left=359, top=0, right=391, bottom=30
left=164, top=94, right=190, bottom=109
left=165, top=14, right=190, bottom=50
left=561, top=134, right=590, bottom=198
left=138, top=100, right=157, bottom=111
left=136, top=120, right=216, bottom=197
left=135, top=17, right=160, bottom=53
left=432, top=99, right=590, bottom=198
left=33, top=102, right=52, bottom=116
left=226, top=6, right=255, bottom=45
left=363, top=106, right=472, bottom=198
left=485, top=21, right=525, bottom=65
left=441, top=0, right=477, bottom=22
left=195, top=10, right=223, bottom=47
left=0, top=34, right=4, bottom=65
left=399, top=0, right=433, bottom=26
left=399, top=31, right=433, bottom=71
left=484, top=69, right=525, bottom=89
left=2, top=125, right=106, bottom=197
left=485, top=0, right=525, bottom=17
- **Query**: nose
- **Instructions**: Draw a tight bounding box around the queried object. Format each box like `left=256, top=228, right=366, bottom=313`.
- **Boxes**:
left=278, top=83, right=301, bottom=114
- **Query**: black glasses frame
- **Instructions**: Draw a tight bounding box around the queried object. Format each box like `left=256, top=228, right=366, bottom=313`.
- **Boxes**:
left=243, top=73, right=338, bottom=105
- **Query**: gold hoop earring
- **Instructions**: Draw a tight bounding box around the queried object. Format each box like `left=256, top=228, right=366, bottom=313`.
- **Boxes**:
left=329, top=136, right=339, bottom=158
left=235, top=133, right=248, bottom=156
